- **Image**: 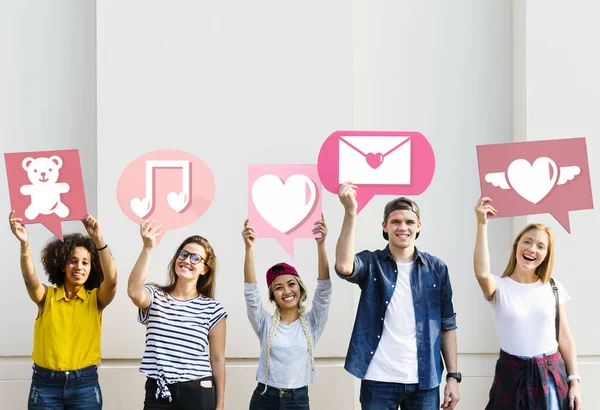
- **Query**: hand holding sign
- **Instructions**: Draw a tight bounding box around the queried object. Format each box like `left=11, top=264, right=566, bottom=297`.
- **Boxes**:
left=8, top=210, right=29, bottom=244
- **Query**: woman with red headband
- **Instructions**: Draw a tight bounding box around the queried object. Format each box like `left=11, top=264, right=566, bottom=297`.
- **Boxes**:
left=241, top=214, right=331, bottom=410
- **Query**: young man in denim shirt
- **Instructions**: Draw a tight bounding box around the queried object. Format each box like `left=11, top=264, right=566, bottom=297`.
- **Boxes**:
left=335, top=182, right=460, bottom=410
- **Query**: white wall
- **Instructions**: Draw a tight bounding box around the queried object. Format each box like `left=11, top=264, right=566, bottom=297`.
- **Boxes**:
left=1, top=1, right=597, bottom=409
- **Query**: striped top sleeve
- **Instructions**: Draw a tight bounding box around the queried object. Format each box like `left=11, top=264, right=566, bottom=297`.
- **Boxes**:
left=137, top=284, right=227, bottom=398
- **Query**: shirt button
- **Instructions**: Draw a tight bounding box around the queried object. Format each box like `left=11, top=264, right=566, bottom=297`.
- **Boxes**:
left=377, top=335, right=381, bottom=339
left=381, top=317, right=384, bottom=321
left=392, top=284, right=395, bottom=288
left=374, top=278, right=377, bottom=281
left=385, top=301, right=389, bottom=304
left=370, top=351, right=374, bottom=355
left=433, top=284, right=436, bottom=288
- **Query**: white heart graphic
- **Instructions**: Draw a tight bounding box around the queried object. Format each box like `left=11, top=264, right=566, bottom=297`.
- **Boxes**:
left=507, top=157, right=558, bottom=204
left=167, top=192, right=187, bottom=213
left=130, top=197, right=151, bottom=218
left=252, top=174, right=316, bottom=233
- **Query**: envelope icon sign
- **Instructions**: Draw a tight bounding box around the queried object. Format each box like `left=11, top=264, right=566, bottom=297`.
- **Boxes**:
left=338, top=136, right=411, bottom=185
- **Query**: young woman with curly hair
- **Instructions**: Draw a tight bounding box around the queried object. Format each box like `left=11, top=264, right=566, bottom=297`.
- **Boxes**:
left=8, top=211, right=118, bottom=410
left=473, top=198, right=582, bottom=410
left=241, top=214, right=331, bottom=410
left=127, top=220, right=227, bottom=410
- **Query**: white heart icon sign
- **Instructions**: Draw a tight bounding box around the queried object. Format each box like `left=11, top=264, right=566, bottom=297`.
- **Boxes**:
left=252, top=174, right=316, bottom=233
left=506, top=157, right=558, bottom=204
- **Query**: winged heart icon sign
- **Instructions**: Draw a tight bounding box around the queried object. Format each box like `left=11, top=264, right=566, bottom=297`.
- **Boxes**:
left=476, top=137, right=593, bottom=233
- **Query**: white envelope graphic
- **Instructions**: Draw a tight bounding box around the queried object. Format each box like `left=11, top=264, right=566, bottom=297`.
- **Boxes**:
left=338, top=136, right=411, bottom=184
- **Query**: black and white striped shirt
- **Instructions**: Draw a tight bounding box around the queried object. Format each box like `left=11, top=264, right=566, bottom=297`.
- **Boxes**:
left=138, top=284, right=227, bottom=399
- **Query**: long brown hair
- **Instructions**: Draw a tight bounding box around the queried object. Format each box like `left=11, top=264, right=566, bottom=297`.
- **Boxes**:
left=157, top=235, right=218, bottom=299
left=501, top=223, right=555, bottom=283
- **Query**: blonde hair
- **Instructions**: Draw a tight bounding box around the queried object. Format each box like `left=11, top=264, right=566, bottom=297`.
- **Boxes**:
left=263, top=277, right=315, bottom=384
left=501, top=223, right=555, bottom=283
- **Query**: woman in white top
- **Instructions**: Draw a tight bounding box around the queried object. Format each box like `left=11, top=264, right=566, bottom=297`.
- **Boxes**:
left=473, top=197, right=582, bottom=410
left=241, top=214, right=331, bottom=410
left=127, top=220, right=227, bottom=410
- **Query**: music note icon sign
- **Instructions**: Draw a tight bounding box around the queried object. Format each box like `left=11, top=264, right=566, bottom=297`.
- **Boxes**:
left=130, top=160, right=191, bottom=218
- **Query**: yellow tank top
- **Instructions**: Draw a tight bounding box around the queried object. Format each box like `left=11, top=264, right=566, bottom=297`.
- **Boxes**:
left=32, top=286, right=102, bottom=370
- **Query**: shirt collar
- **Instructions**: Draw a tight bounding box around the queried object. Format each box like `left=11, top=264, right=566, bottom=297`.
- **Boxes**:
left=56, top=285, right=88, bottom=301
left=382, top=244, right=427, bottom=267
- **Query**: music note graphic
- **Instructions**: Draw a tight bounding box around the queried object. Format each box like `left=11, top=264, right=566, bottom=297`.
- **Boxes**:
left=130, top=160, right=191, bottom=218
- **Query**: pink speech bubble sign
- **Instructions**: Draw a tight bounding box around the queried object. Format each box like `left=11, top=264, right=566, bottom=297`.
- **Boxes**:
left=116, top=149, right=215, bottom=243
left=248, top=165, right=322, bottom=257
left=4, top=149, right=88, bottom=240
left=476, top=137, right=593, bottom=233
left=317, top=130, right=436, bottom=213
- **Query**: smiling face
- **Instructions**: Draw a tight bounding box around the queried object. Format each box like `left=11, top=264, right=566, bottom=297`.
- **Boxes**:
left=515, top=228, right=549, bottom=272
left=63, top=246, right=92, bottom=287
left=270, top=274, right=303, bottom=311
left=175, top=243, right=208, bottom=281
left=382, top=209, right=422, bottom=250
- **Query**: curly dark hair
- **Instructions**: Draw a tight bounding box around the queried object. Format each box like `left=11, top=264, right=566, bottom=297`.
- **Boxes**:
left=41, top=233, right=104, bottom=289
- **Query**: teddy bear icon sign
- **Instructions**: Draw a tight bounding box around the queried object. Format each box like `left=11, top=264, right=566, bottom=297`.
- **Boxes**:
left=20, top=155, right=71, bottom=220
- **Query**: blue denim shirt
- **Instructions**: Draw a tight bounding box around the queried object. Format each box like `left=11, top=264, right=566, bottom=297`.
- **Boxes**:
left=335, top=246, right=457, bottom=389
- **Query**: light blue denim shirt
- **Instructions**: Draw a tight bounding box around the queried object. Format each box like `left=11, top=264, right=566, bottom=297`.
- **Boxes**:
left=336, top=246, right=457, bottom=389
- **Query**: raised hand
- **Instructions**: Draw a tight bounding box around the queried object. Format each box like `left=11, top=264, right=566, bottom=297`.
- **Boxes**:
left=82, top=214, right=103, bottom=244
left=140, top=220, right=162, bottom=249
left=242, top=219, right=257, bottom=249
left=338, top=181, right=358, bottom=213
left=312, top=213, right=328, bottom=244
left=8, top=210, right=28, bottom=244
left=474, top=197, right=497, bottom=225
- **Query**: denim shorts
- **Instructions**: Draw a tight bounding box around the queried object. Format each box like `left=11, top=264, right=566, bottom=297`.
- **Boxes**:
left=28, top=363, right=102, bottom=410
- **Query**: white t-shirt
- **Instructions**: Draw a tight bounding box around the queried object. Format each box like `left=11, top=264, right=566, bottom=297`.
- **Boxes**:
left=364, top=262, right=418, bottom=383
left=490, top=275, right=570, bottom=357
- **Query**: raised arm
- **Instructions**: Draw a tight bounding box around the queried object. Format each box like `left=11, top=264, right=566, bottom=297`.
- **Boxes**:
left=242, top=219, right=257, bottom=284
left=313, top=212, right=330, bottom=281
left=335, top=182, right=358, bottom=276
left=82, top=215, right=117, bottom=310
left=9, top=211, right=47, bottom=305
left=473, top=197, right=498, bottom=301
left=127, top=220, right=161, bottom=310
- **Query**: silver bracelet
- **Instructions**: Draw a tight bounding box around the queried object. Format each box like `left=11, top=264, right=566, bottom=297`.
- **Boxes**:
left=567, top=374, right=580, bottom=382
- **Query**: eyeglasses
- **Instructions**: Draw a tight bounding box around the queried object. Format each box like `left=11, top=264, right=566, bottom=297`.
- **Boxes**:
left=177, top=249, right=206, bottom=266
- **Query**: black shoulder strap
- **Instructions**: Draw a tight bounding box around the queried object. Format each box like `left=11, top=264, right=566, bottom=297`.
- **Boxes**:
left=549, top=278, right=559, bottom=341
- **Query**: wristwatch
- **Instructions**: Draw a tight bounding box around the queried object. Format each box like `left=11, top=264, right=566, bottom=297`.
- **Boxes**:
left=446, top=372, right=462, bottom=383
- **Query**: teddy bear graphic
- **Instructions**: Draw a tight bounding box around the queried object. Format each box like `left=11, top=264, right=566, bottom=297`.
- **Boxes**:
left=20, top=156, right=70, bottom=220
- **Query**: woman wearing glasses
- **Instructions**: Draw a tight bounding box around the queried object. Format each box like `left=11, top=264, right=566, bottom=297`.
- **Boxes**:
left=127, top=220, right=227, bottom=410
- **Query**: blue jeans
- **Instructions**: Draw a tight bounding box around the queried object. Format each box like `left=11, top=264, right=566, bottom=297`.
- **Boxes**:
left=28, top=364, right=102, bottom=409
left=249, top=383, right=309, bottom=410
left=360, top=380, right=439, bottom=410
